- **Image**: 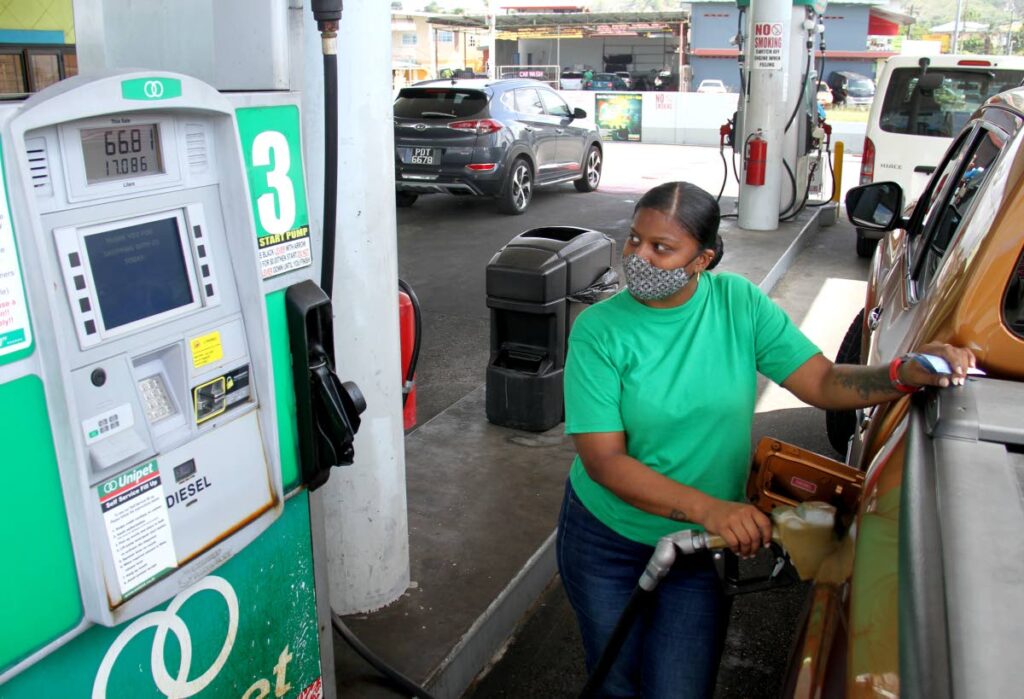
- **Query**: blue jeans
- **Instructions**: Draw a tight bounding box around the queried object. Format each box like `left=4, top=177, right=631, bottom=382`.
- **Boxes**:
left=557, top=481, right=730, bottom=699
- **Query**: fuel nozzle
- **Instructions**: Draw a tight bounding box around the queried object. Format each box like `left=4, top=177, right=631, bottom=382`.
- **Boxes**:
left=310, top=0, right=342, bottom=27
left=311, top=0, right=342, bottom=52
left=719, top=120, right=733, bottom=149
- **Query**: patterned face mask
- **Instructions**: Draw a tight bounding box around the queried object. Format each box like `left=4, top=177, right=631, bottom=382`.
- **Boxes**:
left=623, top=253, right=697, bottom=301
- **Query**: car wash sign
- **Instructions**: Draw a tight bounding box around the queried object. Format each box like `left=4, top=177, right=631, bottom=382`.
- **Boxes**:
left=752, top=23, right=784, bottom=71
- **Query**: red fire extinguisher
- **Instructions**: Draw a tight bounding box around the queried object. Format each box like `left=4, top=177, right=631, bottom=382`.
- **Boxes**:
left=744, top=131, right=767, bottom=187
left=399, top=281, right=420, bottom=431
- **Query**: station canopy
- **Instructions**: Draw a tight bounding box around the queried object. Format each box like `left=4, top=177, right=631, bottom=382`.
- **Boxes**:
left=426, top=11, right=688, bottom=39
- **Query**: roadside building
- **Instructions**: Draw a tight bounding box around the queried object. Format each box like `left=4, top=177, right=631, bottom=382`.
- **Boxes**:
left=926, top=20, right=992, bottom=54
left=0, top=0, right=77, bottom=98
left=421, top=1, right=908, bottom=93
left=391, top=11, right=488, bottom=90
left=688, top=0, right=913, bottom=91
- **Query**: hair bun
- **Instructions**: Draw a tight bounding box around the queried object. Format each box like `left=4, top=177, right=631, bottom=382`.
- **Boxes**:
left=707, top=234, right=724, bottom=271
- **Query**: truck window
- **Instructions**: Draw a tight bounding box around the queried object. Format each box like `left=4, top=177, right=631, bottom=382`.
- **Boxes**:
left=914, top=127, right=1004, bottom=289
left=1005, top=247, right=1024, bottom=338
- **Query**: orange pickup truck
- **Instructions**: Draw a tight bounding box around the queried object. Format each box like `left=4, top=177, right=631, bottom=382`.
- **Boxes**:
left=755, top=87, right=1024, bottom=697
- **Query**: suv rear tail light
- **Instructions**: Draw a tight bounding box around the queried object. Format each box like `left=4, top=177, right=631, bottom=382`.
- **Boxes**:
left=466, top=163, right=497, bottom=171
left=448, top=119, right=503, bottom=134
left=860, top=136, right=875, bottom=185
left=958, top=59, right=992, bottom=66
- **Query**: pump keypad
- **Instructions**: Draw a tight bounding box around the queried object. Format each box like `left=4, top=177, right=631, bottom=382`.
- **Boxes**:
left=139, top=374, right=176, bottom=423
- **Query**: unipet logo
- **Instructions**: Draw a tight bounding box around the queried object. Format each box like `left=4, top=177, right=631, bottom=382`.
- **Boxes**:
left=92, top=576, right=304, bottom=698
left=101, top=462, right=156, bottom=495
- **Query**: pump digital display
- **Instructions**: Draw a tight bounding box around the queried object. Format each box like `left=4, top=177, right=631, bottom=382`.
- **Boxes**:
left=81, top=124, right=164, bottom=183
left=84, top=217, right=194, bottom=330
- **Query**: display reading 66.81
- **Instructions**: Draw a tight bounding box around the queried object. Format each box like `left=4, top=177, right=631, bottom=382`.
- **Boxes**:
left=81, top=124, right=165, bottom=184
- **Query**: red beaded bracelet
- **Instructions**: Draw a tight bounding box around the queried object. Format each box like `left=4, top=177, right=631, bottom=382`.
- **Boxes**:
left=889, top=356, right=921, bottom=394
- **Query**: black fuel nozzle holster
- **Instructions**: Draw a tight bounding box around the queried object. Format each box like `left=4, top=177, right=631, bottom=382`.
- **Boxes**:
left=713, top=541, right=800, bottom=596
left=286, top=280, right=366, bottom=491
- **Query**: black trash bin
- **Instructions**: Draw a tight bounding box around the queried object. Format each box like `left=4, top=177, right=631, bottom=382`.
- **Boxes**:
left=486, top=226, right=617, bottom=431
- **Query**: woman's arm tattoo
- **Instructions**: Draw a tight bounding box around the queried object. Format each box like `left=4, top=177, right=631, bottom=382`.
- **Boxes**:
left=668, top=509, right=689, bottom=522
left=832, top=365, right=895, bottom=400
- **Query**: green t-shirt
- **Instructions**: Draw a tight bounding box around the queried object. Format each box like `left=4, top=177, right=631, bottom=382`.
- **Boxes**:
left=564, top=272, right=820, bottom=546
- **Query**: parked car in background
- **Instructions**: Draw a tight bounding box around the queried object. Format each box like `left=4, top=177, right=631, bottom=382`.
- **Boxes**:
left=855, top=54, right=1024, bottom=256
left=653, top=70, right=679, bottom=91
left=759, top=86, right=1024, bottom=698
left=826, top=71, right=875, bottom=107
left=393, top=78, right=603, bottom=214
left=585, top=72, right=628, bottom=91
left=815, top=81, right=833, bottom=107
left=696, top=79, right=728, bottom=94
left=614, top=71, right=632, bottom=89
left=631, top=73, right=652, bottom=91
left=559, top=70, right=584, bottom=90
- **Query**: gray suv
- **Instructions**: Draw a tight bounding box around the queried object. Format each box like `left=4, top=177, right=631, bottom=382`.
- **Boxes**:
left=394, top=78, right=603, bottom=214
left=826, top=70, right=875, bottom=107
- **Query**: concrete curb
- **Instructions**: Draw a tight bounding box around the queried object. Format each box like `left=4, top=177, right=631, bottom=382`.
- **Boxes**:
left=426, top=531, right=559, bottom=698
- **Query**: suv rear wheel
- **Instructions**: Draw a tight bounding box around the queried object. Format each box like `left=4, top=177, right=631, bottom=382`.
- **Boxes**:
left=396, top=191, right=419, bottom=208
left=498, top=157, right=533, bottom=215
left=825, top=310, right=864, bottom=455
left=574, top=145, right=602, bottom=192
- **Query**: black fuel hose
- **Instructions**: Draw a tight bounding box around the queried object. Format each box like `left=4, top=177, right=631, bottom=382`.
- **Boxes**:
left=320, top=51, right=339, bottom=299
left=785, top=48, right=812, bottom=134
left=717, top=147, right=729, bottom=202
left=781, top=160, right=818, bottom=221
left=332, top=613, right=439, bottom=699
left=782, top=159, right=798, bottom=216
left=398, top=278, right=422, bottom=407
left=312, top=1, right=341, bottom=300
left=309, top=4, right=436, bottom=698
left=578, top=586, right=655, bottom=699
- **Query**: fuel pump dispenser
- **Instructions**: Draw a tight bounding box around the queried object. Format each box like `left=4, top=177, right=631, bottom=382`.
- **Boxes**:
left=733, top=0, right=827, bottom=230
left=0, top=69, right=325, bottom=698
left=0, top=62, right=362, bottom=699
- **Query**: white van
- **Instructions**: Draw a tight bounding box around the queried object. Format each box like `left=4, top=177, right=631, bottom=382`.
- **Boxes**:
left=856, top=54, right=1024, bottom=256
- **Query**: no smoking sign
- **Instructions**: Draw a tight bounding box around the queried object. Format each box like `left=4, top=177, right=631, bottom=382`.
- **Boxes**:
left=752, top=22, right=784, bottom=70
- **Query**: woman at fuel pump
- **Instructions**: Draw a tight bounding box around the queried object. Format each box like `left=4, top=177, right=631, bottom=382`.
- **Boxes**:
left=557, top=181, right=975, bottom=698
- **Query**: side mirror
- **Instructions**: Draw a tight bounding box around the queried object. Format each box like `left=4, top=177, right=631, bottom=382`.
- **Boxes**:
left=572, top=107, right=587, bottom=120
left=845, top=182, right=905, bottom=231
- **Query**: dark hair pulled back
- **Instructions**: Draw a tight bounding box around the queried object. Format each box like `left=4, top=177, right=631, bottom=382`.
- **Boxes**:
left=633, top=181, right=724, bottom=270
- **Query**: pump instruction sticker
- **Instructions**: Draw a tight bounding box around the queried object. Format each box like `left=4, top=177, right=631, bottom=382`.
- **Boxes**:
left=752, top=22, right=784, bottom=70
left=190, top=330, right=224, bottom=369
left=0, top=142, right=33, bottom=361
left=98, top=460, right=177, bottom=596
left=235, top=106, right=313, bottom=280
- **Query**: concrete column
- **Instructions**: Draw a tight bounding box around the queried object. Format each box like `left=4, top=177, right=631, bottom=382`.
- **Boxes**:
left=301, top=5, right=411, bottom=614
left=737, top=0, right=792, bottom=231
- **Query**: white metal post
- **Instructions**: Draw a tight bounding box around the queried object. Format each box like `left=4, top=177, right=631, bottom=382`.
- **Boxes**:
left=487, top=0, right=497, bottom=78
left=738, top=0, right=792, bottom=231
left=301, top=4, right=411, bottom=615
left=953, top=0, right=964, bottom=54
